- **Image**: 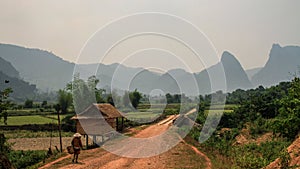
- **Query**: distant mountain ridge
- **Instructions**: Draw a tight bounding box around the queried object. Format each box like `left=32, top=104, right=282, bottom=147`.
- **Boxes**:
left=252, top=44, right=300, bottom=87
left=0, top=56, right=19, bottom=78
left=0, top=44, right=74, bottom=91
left=1, top=43, right=299, bottom=96
left=0, top=55, right=36, bottom=100
left=246, top=67, right=262, bottom=80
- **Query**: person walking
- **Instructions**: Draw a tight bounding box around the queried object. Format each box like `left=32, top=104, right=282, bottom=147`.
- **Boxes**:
left=71, top=133, right=83, bottom=163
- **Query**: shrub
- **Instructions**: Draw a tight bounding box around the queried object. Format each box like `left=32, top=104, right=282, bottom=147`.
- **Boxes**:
left=8, top=150, right=46, bottom=169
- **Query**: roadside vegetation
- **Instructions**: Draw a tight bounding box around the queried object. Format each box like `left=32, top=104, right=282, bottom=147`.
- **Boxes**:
left=1, top=75, right=300, bottom=168
left=189, top=77, right=300, bottom=168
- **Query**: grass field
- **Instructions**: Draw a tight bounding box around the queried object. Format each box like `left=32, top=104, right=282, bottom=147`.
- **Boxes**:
left=2, top=130, right=73, bottom=138
left=204, top=109, right=233, bottom=114
left=125, top=111, right=161, bottom=123
left=6, top=114, right=68, bottom=125
left=209, top=104, right=237, bottom=110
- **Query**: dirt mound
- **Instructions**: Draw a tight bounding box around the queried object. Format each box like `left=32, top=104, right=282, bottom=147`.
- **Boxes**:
left=233, top=124, right=273, bottom=146
left=265, top=136, right=300, bottom=169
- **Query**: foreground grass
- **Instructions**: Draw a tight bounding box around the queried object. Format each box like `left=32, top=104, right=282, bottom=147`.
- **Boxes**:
left=185, top=136, right=233, bottom=169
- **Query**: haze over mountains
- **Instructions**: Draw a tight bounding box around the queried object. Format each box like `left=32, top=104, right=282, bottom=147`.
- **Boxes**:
left=252, top=44, right=300, bottom=87
left=0, top=56, right=36, bottom=100
left=0, top=43, right=299, bottom=97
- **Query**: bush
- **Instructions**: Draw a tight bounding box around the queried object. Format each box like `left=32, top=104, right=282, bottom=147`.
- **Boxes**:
left=8, top=150, right=46, bottom=169
left=61, top=114, right=76, bottom=132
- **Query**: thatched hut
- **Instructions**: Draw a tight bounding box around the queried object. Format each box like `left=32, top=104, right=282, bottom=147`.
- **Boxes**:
left=71, top=103, right=125, bottom=148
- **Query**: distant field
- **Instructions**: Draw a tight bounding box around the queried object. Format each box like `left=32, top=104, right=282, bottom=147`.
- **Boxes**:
left=138, top=103, right=182, bottom=110
left=6, top=115, right=68, bottom=126
left=125, top=111, right=161, bottom=123
left=208, top=104, right=237, bottom=110
left=204, top=109, right=233, bottom=115
left=7, top=109, right=56, bottom=116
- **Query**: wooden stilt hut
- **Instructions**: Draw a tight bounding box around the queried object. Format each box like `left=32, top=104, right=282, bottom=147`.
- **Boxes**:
left=71, top=103, right=125, bottom=149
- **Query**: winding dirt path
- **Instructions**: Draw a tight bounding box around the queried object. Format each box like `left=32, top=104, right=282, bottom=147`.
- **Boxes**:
left=182, top=140, right=212, bottom=169
left=40, top=114, right=211, bottom=169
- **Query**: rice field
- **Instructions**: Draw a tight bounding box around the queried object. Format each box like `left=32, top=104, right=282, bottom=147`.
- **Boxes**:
left=6, top=114, right=68, bottom=126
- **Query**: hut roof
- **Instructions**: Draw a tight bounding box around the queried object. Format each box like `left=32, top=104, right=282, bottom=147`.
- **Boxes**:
left=71, top=103, right=124, bottom=120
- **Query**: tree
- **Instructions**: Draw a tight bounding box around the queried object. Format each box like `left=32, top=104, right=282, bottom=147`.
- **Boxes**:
left=166, top=93, right=173, bottom=104
left=69, top=74, right=99, bottom=113
left=41, top=100, right=47, bottom=108
left=273, top=77, right=300, bottom=140
left=129, top=89, right=142, bottom=109
left=0, top=88, right=12, bottom=125
left=0, top=88, right=13, bottom=168
left=24, top=99, right=33, bottom=108
left=122, top=91, right=130, bottom=107
left=106, top=94, right=115, bottom=106
left=57, top=89, right=72, bottom=114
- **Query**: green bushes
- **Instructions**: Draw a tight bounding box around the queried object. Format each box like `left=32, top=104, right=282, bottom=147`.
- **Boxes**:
left=192, top=128, right=291, bottom=169
left=8, top=150, right=46, bottom=169
left=233, top=141, right=290, bottom=169
left=1, top=133, right=46, bottom=168
left=61, top=113, right=76, bottom=132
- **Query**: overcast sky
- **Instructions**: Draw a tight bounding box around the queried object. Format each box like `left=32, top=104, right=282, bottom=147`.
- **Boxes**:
left=1, top=0, right=300, bottom=72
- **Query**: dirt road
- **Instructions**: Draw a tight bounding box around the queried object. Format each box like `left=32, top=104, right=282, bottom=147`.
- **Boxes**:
left=40, top=114, right=211, bottom=169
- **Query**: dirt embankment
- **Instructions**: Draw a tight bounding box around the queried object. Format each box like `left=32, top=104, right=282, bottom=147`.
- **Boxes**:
left=265, top=137, right=300, bottom=169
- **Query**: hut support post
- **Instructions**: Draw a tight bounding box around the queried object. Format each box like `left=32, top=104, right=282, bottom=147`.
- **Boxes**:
left=116, top=117, right=119, bottom=131
left=86, top=135, right=88, bottom=149
left=93, top=135, right=96, bottom=145
left=121, top=117, right=124, bottom=131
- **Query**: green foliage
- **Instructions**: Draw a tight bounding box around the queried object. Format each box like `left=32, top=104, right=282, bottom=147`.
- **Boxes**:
left=6, top=115, right=67, bottom=125
left=70, top=74, right=98, bottom=113
left=191, top=78, right=299, bottom=168
left=195, top=128, right=290, bottom=169
left=233, top=141, right=290, bottom=169
left=106, top=93, right=115, bottom=106
left=249, top=115, right=269, bottom=136
left=57, top=89, right=72, bottom=114
left=279, top=148, right=291, bottom=169
left=166, top=93, right=181, bottom=104
left=273, top=77, right=300, bottom=140
left=61, top=113, right=76, bottom=132
left=41, top=101, right=47, bottom=108
left=24, top=99, right=33, bottom=108
left=0, top=87, right=13, bottom=125
left=0, top=133, right=11, bottom=154
left=8, top=150, right=46, bottom=169
left=129, top=89, right=142, bottom=109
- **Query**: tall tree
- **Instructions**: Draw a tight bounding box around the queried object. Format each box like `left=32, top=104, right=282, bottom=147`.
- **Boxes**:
left=57, top=89, right=72, bottom=114
left=273, top=77, right=300, bottom=140
left=123, top=91, right=130, bottom=107
left=69, top=74, right=100, bottom=113
left=0, top=87, right=13, bottom=169
left=129, top=89, right=142, bottom=109
left=24, top=99, right=33, bottom=108
left=0, top=88, right=12, bottom=125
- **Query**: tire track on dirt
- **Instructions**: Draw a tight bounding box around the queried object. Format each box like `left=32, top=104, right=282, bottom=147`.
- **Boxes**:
left=40, top=113, right=211, bottom=169
left=182, top=140, right=212, bottom=169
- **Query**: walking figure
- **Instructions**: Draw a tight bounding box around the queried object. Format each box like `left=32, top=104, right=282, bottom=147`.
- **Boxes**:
left=71, top=133, right=83, bottom=163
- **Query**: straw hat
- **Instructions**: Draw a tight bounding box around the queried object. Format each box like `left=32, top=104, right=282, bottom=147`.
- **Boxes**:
left=73, top=133, right=82, bottom=138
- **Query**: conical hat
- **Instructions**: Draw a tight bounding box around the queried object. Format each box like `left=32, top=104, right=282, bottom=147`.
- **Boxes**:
left=73, top=133, right=82, bottom=137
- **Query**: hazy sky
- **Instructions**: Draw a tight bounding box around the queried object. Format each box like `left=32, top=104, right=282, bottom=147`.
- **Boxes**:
left=1, top=0, right=300, bottom=72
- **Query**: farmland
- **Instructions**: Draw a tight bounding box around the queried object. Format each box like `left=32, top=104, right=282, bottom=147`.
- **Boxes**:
left=6, top=114, right=68, bottom=126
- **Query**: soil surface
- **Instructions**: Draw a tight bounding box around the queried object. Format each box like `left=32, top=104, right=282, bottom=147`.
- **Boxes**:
left=8, top=137, right=93, bottom=151
left=37, top=114, right=211, bottom=169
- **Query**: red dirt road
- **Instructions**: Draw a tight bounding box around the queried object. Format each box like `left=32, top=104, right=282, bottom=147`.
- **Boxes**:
left=40, top=115, right=211, bottom=169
